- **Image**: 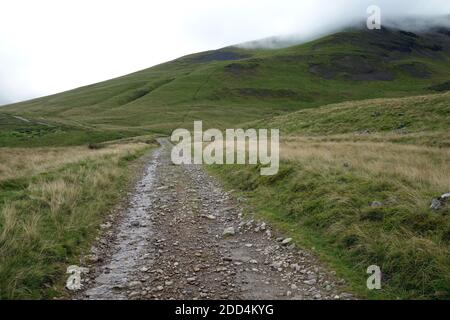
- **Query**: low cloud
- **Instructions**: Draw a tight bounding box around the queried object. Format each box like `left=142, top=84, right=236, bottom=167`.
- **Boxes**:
left=383, top=14, right=450, bottom=31
left=239, top=14, right=450, bottom=49
left=0, top=98, right=9, bottom=106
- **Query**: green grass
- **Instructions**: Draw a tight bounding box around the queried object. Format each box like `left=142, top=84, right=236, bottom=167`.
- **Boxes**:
left=0, top=113, right=147, bottom=148
left=250, top=91, right=450, bottom=147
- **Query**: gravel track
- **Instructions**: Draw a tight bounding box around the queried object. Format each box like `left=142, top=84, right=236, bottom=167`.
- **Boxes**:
left=78, top=138, right=354, bottom=300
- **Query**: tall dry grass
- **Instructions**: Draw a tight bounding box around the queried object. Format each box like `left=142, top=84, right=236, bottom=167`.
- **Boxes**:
left=0, top=142, right=149, bottom=299
left=281, top=139, right=450, bottom=193
left=0, top=143, right=145, bottom=182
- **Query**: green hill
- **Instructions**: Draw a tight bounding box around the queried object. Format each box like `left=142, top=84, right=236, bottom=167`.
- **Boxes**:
left=1, top=26, right=450, bottom=147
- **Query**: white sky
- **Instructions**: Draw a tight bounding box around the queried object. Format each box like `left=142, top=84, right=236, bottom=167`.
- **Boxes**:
left=0, top=0, right=449, bottom=104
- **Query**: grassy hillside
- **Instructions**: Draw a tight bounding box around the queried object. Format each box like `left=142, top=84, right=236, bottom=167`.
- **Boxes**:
left=208, top=92, right=450, bottom=299
left=251, top=91, right=450, bottom=147
left=1, top=26, right=450, bottom=147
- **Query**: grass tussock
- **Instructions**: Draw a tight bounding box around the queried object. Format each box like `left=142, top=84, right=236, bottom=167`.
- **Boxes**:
left=0, top=142, right=150, bottom=299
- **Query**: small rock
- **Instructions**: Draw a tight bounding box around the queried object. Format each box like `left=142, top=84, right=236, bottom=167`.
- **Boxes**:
left=223, top=227, right=235, bottom=236
left=441, top=193, right=450, bottom=201
left=216, top=267, right=228, bottom=272
left=165, top=281, right=173, bottom=286
left=304, top=279, right=317, bottom=285
left=430, top=198, right=442, bottom=210
left=281, top=238, right=293, bottom=246
left=156, top=285, right=164, bottom=291
left=187, top=277, right=196, bottom=283
left=271, top=261, right=283, bottom=269
left=371, top=201, right=383, bottom=208
left=130, top=221, right=140, bottom=227
left=249, top=259, right=258, bottom=264
left=128, top=281, right=142, bottom=288
left=100, top=222, right=112, bottom=230
left=290, top=264, right=301, bottom=272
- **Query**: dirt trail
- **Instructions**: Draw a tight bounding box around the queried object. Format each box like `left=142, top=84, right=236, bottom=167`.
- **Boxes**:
left=78, top=138, right=354, bottom=300
left=13, top=115, right=31, bottom=123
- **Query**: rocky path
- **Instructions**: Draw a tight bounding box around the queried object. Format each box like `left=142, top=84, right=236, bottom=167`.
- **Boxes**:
left=77, top=138, right=354, bottom=300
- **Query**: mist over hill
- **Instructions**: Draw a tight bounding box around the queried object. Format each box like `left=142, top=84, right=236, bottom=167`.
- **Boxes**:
left=238, top=14, right=450, bottom=49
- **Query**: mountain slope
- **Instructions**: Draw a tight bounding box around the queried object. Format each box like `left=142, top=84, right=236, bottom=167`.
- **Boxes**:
left=1, top=26, right=450, bottom=147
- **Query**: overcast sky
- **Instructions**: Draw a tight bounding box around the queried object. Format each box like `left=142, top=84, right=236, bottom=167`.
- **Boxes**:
left=1, top=0, right=449, bottom=105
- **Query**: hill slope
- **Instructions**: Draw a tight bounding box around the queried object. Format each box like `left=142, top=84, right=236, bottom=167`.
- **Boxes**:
left=1, top=26, right=450, bottom=147
left=251, top=91, right=450, bottom=147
